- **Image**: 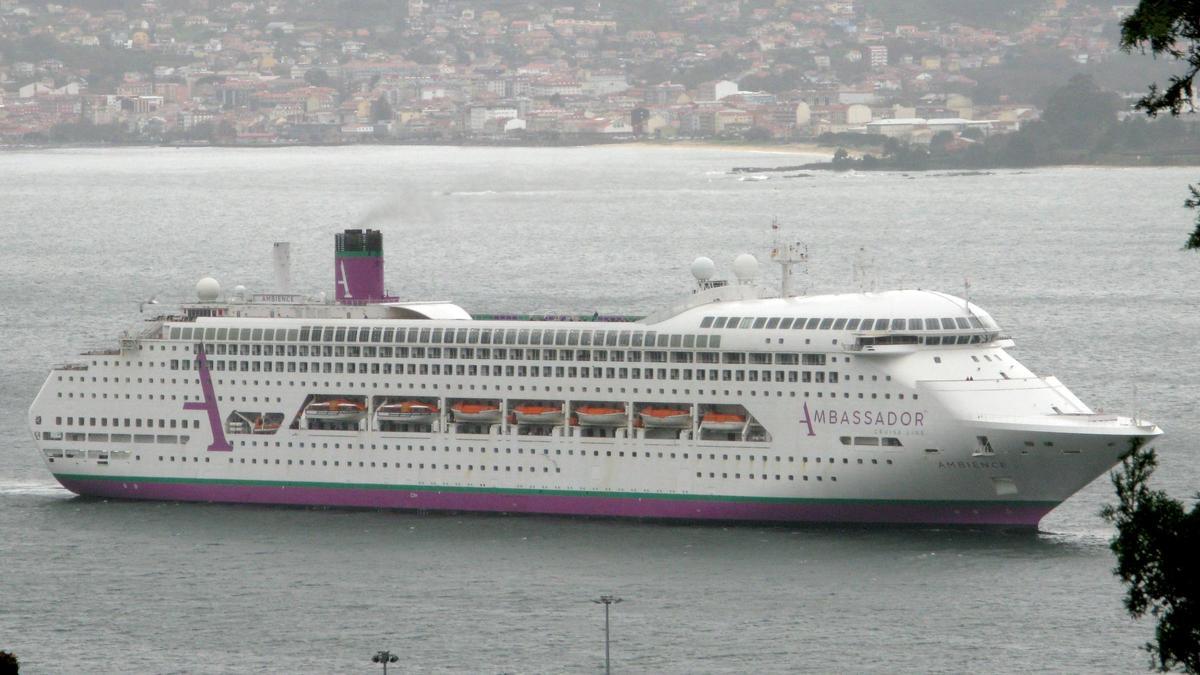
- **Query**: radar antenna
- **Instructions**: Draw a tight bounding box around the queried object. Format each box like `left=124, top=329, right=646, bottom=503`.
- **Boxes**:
left=768, top=218, right=808, bottom=297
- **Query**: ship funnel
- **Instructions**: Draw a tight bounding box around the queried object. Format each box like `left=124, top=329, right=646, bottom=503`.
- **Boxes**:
left=334, top=229, right=388, bottom=303
left=273, top=241, right=291, bottom=293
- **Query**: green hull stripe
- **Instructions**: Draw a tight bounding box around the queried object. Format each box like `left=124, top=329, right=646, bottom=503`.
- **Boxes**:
left=53, top=473, right=1057, bottom=508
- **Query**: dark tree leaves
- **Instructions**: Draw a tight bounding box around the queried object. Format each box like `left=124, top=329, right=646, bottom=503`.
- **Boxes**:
left=1120, top=1, right=1200, bottom=249
left=1102, top=443, right=1200, bottom=673
left=1120, top=0, right=1200, bottom=116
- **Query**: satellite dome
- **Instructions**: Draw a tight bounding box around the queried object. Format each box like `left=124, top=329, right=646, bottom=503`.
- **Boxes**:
left=732, top=253, right=760, bottom=282
left=690, top=256, right=716, bottom=281
left=196, top=277, right=221, bottom=303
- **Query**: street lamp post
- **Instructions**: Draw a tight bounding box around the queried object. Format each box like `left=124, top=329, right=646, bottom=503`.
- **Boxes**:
left=591, top=594, right=622, bottom=675
left=372, top=650, right=399, bottom=675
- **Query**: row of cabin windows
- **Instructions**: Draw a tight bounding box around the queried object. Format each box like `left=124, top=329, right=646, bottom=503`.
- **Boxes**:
left=54, top=415, right=200, bottom=429
left=179, top=343, right=826, bottom=366
left=170, top=325, right=717, bottom=350
left=701, top=315, right=987, bottom=331
left=172, top=359, right=856, bottom=385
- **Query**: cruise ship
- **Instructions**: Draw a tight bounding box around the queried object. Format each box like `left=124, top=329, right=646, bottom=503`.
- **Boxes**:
left=27, top=229, right=1161, bottom=527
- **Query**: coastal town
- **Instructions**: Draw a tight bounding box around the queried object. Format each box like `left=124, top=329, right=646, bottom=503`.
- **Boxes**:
left=0, top=1, right=1165, bottom=147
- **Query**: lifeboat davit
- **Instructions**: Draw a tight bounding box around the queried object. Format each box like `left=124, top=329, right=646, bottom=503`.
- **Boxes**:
left=639, top=407, right=691, bottom=429
left=304, top=399, right=366, bottom=422
left=700, top=411, right=746, bottom=432
left=513, top=404, right=564, bottom=425
left=376, top=400, right=439, bottom=424
left=451, top=402, right=502, bottom=423
left=575, top=405, right=627, bottom=426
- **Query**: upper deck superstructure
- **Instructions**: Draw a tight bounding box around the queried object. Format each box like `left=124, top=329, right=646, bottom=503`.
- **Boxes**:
left=27, top=230, right=1162, bottom=527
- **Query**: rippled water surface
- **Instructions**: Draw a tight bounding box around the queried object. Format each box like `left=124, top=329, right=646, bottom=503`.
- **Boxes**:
left=1, top=146, right=1196, bottom=673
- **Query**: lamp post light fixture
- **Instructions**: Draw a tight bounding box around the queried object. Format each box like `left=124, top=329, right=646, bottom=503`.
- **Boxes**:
left=372, top=650, right=399, bottom=674
left=591, top=594, right=623, bottom=675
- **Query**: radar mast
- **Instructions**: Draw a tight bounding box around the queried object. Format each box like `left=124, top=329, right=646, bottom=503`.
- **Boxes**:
left=768, top=218, right=808, bottom=297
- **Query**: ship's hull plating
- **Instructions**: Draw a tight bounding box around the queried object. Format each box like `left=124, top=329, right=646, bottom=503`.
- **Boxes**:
left=53, top=473, right=1056, bottom=527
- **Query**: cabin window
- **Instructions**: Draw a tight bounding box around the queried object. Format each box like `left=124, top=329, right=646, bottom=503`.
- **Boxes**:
left=955, top=317, right=970, bottom=329
left=941, top=318, right=956, bottom=329
left=845, top=319, right=861, bottom=330
left=832, top=319, right=847, bottom=330
left=739, top=318, right=755, bottom=329
left=793, top=318, right=807, bottom=329
left=779, top=318, right=794, bottom=329
left=753, top=317, right=768, bottom=329
left=805, top=318, right=821, bottom=329
left=701, top=317, right=715, bottom=328
left=818, top=318, right=834, bottom=330
left=924, top=318, right=940, bottom=330
left=766, top=318, right=781, bottom=329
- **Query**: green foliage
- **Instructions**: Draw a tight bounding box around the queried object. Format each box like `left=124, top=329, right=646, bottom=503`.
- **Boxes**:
left=1040, top=74, right=1122, bottom=147
left=1102, top=443, right=1200, bottom=673
left=1120, top=0, right=1200, bottom=250
left=304, top=68, right=332, bottom=87
left=857, top=0, right=1048, bottom=31
left=1120, top=0, right=1200, bottom=116
left=370, top=96, right=393, bottom=122
left=0, top=35, right=186, bottom=91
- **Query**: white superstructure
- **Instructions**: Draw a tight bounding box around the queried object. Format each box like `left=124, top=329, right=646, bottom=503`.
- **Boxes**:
left=27, top=230, right=1161, bottom=527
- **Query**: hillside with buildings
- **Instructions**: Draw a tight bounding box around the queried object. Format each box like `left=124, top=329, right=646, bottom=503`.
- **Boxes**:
left=0, top=0, right=1195, bottom=158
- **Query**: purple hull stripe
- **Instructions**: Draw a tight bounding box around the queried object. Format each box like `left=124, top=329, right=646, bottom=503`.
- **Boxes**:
left=54, top=476, right=1053, bottom=527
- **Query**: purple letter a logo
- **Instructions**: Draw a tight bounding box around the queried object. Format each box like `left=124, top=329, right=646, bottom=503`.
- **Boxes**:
left=800, top=402, right=816, bottom=437
left=183, top=346, right=232, bottom=452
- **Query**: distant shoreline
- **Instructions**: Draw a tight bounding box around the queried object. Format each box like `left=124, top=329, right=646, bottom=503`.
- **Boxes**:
left=0, top=138, right=837, bottom=157
left=5, top=140, right=1196, bottom=168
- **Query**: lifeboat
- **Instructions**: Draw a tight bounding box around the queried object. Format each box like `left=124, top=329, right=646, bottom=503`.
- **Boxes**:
left=700, top=411, right=746, bottom=432
left=639, top=407, right=691, bottom=429
left=376, top=400, right=439, bottom=424
left=304, top=399, right=366, bottom=422
left=575, top=405, right=627, bottom=426
left=451, top=402, right=502, bottom=423
left=513, top=404, right=564, bottom=425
